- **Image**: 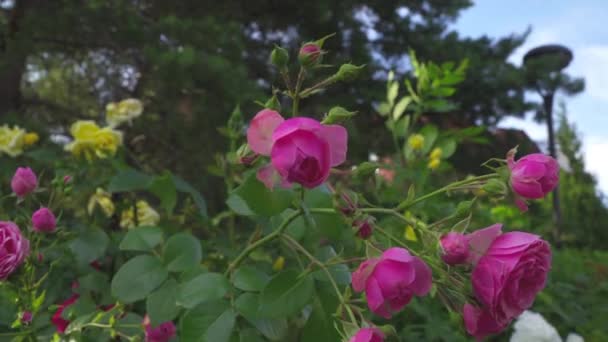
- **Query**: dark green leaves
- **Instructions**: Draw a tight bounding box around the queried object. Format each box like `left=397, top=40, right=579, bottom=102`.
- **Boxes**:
left=259, top=270, right=314, bottom=317
left=163, top=233, right=203, bottom=272
left=69, top=228, right=109, bottom=264
left=177, top=273, right=229, bottom=309
left=226, top=172, right=294, bottom=217
left=146, top=279, right=180, bottom=326
left=111, top=255, right=168, bottom=303
left=179, top=301, right=234, bottom=342
left=233, top=266, right=270, bottom=292
left=119, top=226, right=163, bottom=251
left=108, top=168, right=153, bottom=193
left=149, top=172, right=178, bottom=214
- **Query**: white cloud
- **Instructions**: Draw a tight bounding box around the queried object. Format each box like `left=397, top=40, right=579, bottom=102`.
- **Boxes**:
left=572, top=45, right=608, bottom=102
left=584, top=136, right=608, bottom=194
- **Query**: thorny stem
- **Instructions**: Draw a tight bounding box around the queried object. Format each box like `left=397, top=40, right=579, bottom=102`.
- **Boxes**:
left=225, top=209, right=302, bottom=275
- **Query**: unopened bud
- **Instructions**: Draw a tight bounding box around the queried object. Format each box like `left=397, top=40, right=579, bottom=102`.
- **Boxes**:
left=440, top=232, right=469, bottom=265
left=298, top=43, right=322, bottom=67
left=270, top=45, right=289, bottom=69
left=333, top=63, right=365, bottom=82
left=322, top=106, right=356, bottom=124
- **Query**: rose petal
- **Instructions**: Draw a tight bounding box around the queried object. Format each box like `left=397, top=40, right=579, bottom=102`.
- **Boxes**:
left=466, top=224, right=503, bottom=264
left=352, top=259, right=377, bottom=292
left=409, top=257, right=432, bottom=296
left=247, top=109, right=284, bottom=155
left=366, top=277, right=390, bottom=318
left=320, top=124, right=348, bottom=166
left=272, top=117, right=323, bottom=143
left=381, top=247, right=414, bottom=263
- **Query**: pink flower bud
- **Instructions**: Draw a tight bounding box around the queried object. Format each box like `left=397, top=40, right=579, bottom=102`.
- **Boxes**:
left=440, top=232, right=469, bottom=265
left=0, top=221, right=29, bottom=280
left=21, top=311, right=32, bottom=324
left=143, top=315, right=176, bottom=342
left=508, top=152, right=559, bottom=200
left=32, top=207, right=57, bottom=232
left=349, top=327, right=384, bottom=342
left=354, top=220, right=373, bottom=239
left=11, top=167, right=37, bottom=197
left=63, top=175, right=72, bottom=184
left=298, top=43, right=322, bottom=66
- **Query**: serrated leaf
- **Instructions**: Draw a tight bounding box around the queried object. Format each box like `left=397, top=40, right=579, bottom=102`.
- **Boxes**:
left=119, top=226, right=163, bottom=251
left=233, top=266, right=270, bottom=292
left=177, top=273, right=229, bottom=309
left=108, top=168, right=153, bottom=192
left=147, top=279, right=180, bottom=326
left=111, top=255, right=168, bottom=303
left=163, top=233, right=203, bottom=272
left=226, top=172, right=294, bottom=217
left=259, top=270, right=314, bottom=317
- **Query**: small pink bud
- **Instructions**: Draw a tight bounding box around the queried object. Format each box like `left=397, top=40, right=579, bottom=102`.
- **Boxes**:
left=143, top=315, right=176, bottom=342
left=32, top=207, right=57, bottom=232
left=354, top=220, right=373, bottom=239
left=63, top=175, right=72, bottom=184
left=239, top=154, right=258, bottom=166
left=298, top=43, right=322, bottom=66
left=21, top=311, right=33, bottom=324
left=11, top=167, right=38, bottom=197
left=440, top=232, right=469, bottom=265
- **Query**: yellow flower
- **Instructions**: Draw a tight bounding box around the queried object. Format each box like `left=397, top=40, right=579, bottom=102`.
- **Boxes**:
left=404, top=225, right=418, bottom=241
left=428, top=158, right=441, bottom=170
left=65, top=120, right=123, bottom=160
left=430, top=147, right=443, bottom=160
left=272, top=256, right=285, bottom=272
left=407, top=134, right=425, bottom=151
left=106, top=98, right=143, bottom=127
left=23, top=132, right=39, bottom=146
left=0, top=125, right=26, bottom=157
left=120, top=200, right=160, bottom=229
left=88, top=188, right=115, bottom=217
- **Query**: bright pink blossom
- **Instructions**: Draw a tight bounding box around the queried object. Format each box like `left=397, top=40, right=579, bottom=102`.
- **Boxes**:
left=352, top=247, right=432, bottom=319
left=439, top=224, right=503, bottom=266
left=349, top=327, right=384, bottom=342
left=247, top=111, right=347, bottom=189
left=51, top=294, right=79, bottom=333
left=299, top=43, right=322, bottom=66
left=0, top=221, right=29, bottom=280
left=21, top=311, right=32, bottom=324
left=32, top=207, right=57, bottom=232
left=143, top=315, right=176, bottom=342
left=508, top=152, right=559, bottom=211
left=464, top=231, right=551, bottom=340
left=439, top=232, right=469, bottom=265
left=11, top=167, right=37, bottom=197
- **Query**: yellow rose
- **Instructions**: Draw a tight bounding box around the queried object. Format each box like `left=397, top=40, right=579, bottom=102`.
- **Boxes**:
left=0, top=125, right=26, bottom=157
left=120, top=200, right=160, bottom=229
left=407, top=134, right=425, bottom=151
left=272, top=256, right=285, bottom=272
left=65, top=120, right=123, bottom=160
left=23, top=132, right=40, bottom=146
left=430, top=147, right=443, bottom=160
left=106, top=98, right=143, bottom=127
left=428, top=158, right=441, bottom=170
left=88, top=188, right=115, bottom=217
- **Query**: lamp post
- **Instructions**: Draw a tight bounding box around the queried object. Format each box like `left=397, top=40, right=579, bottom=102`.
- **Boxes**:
left=523, top=44, right=573, bottom=244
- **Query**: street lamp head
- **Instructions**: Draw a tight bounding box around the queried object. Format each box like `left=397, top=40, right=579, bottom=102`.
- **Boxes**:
left=523, top=44, right=573, bottom=72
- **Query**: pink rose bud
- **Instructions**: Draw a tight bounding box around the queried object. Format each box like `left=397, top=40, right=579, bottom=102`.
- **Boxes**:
left=439, top=232, right=469, bottom=265
left=298, top=43, right=322, bottom=66
left=143, top=315, right=176, bottom=342
left=352, top=247, right=432, bottom=319
left=0, top=221, right=30, bottom=280
left=349, top=327, right=384, bottom=342
left=51, top=294, right=79, bottom=333
left=32, top=207, right=57, bottom=232
left=464, top=231, right=551, bottom=340
left=11, top=167, right=38, bottom=197
left=21, top=311, right=32, bottom=324
left=354, top=220, right=373, bottom=239
left=63, top=175, right=72, bottom=184
left=508, top=152, right=559, bottom=200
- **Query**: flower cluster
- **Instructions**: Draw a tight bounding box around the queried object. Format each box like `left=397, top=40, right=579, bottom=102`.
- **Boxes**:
left=106, top=98, right=144, bottom=127
left=0, top=125, right=39, bottom=157
left=65, top=120, right=123, bottom=161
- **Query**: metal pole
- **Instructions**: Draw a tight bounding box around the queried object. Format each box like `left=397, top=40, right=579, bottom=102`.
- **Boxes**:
left=543, top=92, right=562, bottom=244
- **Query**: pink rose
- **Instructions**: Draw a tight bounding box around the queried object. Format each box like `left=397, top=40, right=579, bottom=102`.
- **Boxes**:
left=299, top=43, right=322, bottom=66
left=439, top=224, right=503, bottom=266
left=508, top=152, right=559, bottom=211
left=32, top=207, right=57, bottom=232
left=464, top=231, right=551, bottom=340
left=143, top=316, right=176, bottom=342
left=11, top=167, right=38, bottom=197
left=349, top=327, right=384, bottom=342
left=247, top=111, right=347, bottom=189
left=352, top=247, right=432, bottom=319
left=51, top=294, right=79, bottom=333
left=0, top=221, right=30, bottom=280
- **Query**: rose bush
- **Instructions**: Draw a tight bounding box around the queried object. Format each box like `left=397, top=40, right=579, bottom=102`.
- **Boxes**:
left=0, top=39, right=561, bottom=341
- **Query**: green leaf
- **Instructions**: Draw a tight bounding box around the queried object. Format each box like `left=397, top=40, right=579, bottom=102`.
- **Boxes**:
left=239, top=329, right=266, bottom=342
left=301, top=297, right=341, bottom=342
left=111, top=255, right=168, bottom=303
left=177, top=273, right=230, bottom=309
left=149, top=172, right=178, bottom=214
left=147, top=279, right=180, bottom=326
left=420, top=125, right=439, bottom=153
left=179, top=300, right=229, bottom=342
left=117, top=313, right=143, bottom=337
left=392, top=96, right=412, bottom=120
left=205, top=309, right=236, bottom=342
left=119, top=226, right=163, bottom=251
left=235, top=293, right=288, bottom=341
left=69, top=228, right=109, bottom=265
left=259, top=270, right=315, bottom=317
left=0, top=286, right=18, bottom=326
left=172, top=175, right=208, bottom=218
left=108, top=168, right=153, bottom=192
left=65, top=312, right=95, bottom=334
left=163, top=233, right=203, bottom=272
left=226, top=171, right=294, bottom=217
left=387, top=81, right=399, bottom=106
left=233, top=266, right=270, bottom=292
left=77, top=272, right=109, bottom=293
left=436, top=138, right=457, bottom=159
left=312, top=247, right=351, bottom=285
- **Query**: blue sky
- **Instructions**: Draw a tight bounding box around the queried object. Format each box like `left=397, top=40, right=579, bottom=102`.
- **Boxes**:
left=453, top=0, right=608, bottom=193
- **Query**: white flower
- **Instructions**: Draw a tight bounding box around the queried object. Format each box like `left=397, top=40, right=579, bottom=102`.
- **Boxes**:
left=565, top=333, right=584, bottom=342
left=510, top=311, right=562, bottom=342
